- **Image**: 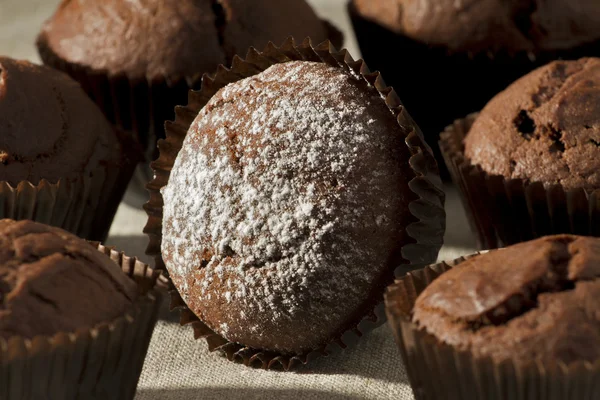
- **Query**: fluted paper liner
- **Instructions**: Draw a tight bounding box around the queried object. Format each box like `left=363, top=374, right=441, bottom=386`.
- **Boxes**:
left=143, top=37, right=445, bottom=370
left=0, top=152, right=136, bottom=242
left=385, top=254, right=600, bottom=400
left=440, top=115, right=600, bottom=250
left=0, top=243, right=162, bottom=400
left=347, top=1, right=600, bottom=179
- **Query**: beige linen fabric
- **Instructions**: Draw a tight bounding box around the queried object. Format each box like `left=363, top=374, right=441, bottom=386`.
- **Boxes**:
left=2, top=0, right=477, bottom=397
left=137, top=314, right=413, bottom=400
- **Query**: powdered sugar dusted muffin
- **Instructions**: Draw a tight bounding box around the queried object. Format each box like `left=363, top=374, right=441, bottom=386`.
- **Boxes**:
left=161, top=60, right=416, bottom=354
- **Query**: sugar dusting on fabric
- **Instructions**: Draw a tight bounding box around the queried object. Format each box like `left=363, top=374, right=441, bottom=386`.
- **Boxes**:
left=161, top=61, right=405, bottom=345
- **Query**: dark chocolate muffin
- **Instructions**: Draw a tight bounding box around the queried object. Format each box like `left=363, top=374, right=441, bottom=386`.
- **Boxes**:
left=0, top=57, right=120, bottom=186
left=464, top=58, right=600, bottom=191
left=37, top=0, right=330, bottom=81
left=0, top=57, right=133, bottom=241
left=0, top=219, right=138, bottom=339
left=354, top=0, right=600, bottom=55
left=161, top=60, right=417, bottom=355
left=413, top=235, right=600, bottom=364
left=349, top=0, right=600, bottom=178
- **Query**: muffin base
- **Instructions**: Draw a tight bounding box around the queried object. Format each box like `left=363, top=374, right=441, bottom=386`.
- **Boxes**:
left=144, top=37, right=446, bottom=370
left=440, top=115, right=600, bottom=250
left=0, top=243, right=162, bottom=400
left=385, top=254, right=600, bottom=400
left=348, top=1, right=600, bottom=179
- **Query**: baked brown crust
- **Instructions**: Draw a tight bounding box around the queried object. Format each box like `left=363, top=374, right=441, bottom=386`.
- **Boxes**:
left=0, top=219, right=138, bottom=339
left=0, top=57, right=121, bottom=186
left=161, top=61, right=415, bottom=354
left=413, top=235, right=600, bottom=364
left=38, top=0, right=329, bottom=80
left=464, top=58, right=600, bottom=191
left=353, top=0, right=600, bottom=54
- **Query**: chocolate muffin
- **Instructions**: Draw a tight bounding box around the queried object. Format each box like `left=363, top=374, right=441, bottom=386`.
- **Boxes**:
left=412, top=235, right=600, bottom=364
left=385, top=236, right=600, bottom=399
left=440, top=58, right=600, bottom=249
left=349, top=0, right=600, bottom=177
left=36, top=0, right=342, bottom=191
left=38, top=0, right=330, bottom=81
left=159, top=59, right=438, bottom=356
left=355, top=0, right=600, bottom=54
left=0, top=57, right=134, bottom=241
left=464, top=58, right=600, bottom=191
left=0, top=219, right=161, bottom=399
left=0, top=57, right=119, bottom=186
left=0, top=219, right=138, bottom=339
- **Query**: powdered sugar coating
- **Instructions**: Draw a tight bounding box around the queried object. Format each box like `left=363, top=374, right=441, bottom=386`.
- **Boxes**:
left=161, top=61, right=412, bottom=353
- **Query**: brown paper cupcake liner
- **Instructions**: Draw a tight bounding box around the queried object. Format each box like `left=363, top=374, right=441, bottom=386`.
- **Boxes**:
left=0, top=153, right=136, bottom=243
left=347, top=1, right=600, bottom=179
left=385, top=254, right=600, bottom=400
left=0, top=243, right=162, bottom=400
left=440, top=115, right=600, bottom=250
left=144, top=37, right=445, bottom=370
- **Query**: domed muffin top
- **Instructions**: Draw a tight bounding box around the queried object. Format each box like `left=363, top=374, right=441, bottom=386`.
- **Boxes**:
left=38, top=0, right=329, bottom=80
left=353, top=0, right=600, bottom=54
left=0, top=57, right=120, bottom=186
left=161, top=60, right=416, bottom=354
left=413, top=235, right=600, bottom=364
left=0, top=219, right=138, bottom=339
left=464, top=58, right=600, bottom=191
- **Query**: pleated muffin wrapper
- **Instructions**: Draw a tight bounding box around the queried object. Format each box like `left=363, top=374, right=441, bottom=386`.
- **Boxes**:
left=385, top=253, right=600, bottom=400
left=143, top=37, right=445, bottom=370
left=347, top=1, right=600, bottom=179
left=36, top=21, right=344, bottom=194
left=0, top=140, right=138, bottom=243
left=0, top=243, right=162, bottom=400
left=440, top=114, right=600, bottom=250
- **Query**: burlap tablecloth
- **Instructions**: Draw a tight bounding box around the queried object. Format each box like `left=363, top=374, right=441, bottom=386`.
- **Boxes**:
left=1, top=1, right=478, bottom=398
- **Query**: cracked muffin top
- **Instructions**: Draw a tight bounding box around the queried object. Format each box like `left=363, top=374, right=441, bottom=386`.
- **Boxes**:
left=353, top=0, right=600, bottom=54
left=37, top=0, right=329, bottom=80
left=0, top=219, right=138, bottom=339
left=0, top=57, right=121, bottom=186
left=161, top=61, right=416, bottom=354
left=413, top=235, right=600, bottom=365
left=464, top=58, right=600, bottom=191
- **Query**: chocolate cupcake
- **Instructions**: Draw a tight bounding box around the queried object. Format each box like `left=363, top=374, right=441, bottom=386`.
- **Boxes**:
left=144, top=38, right=445, bottom=369
left=349, top=0, right=600, bottom=178
left=36, top=0, right=343, bottom=187
left=386, top=235, right=600, bottom=400
left=0, top=219, right=161, bottom=399
left=441, top=58, right=600, bottom=249
left=0, top=57, right=136, bottom=242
